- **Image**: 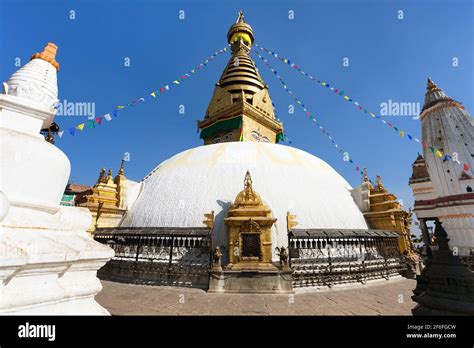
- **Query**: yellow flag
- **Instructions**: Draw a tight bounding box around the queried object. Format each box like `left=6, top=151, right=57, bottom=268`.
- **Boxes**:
left=344, top=96, right=349, bottom=100
left=76, top=123, right=85, bottom=131
left=150, top=92, right=156, bottom=98
left=435, top=150, right=443, bottom=157
left=117, top=105, right=125, bottom=109
left=173, top=80, right=180, bottom=85
left=399, top=131, right=405, bottom=137
left=370, top=112, right=375, bottom=117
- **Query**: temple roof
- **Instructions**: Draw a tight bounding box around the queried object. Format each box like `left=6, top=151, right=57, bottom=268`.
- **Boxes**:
left=409, top=153, right=431, bottom=183
left=65, top=183, right=91, bottom=194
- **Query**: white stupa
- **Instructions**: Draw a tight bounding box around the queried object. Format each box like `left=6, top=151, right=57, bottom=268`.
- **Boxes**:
left=121, top=142, right=369, bottom=258
left=91, top=13, right=414, bottom=292
left=119, top=12, right=373, bottom=263
left=0, top=43, right=113, bottom=314
left=410, top=78, right=474, bottom=256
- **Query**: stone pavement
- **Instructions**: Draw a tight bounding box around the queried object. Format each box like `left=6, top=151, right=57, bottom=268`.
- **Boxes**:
left=96, top=277, right=417, bottom=315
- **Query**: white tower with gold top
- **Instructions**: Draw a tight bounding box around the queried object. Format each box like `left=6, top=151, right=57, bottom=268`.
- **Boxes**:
left=410, top=78, right=474, bottom=256
left=0, top=43, right=113, bottom=314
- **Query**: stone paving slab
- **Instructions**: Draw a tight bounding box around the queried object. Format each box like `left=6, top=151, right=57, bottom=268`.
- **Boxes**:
left=96, top=277, right=417, bottom=316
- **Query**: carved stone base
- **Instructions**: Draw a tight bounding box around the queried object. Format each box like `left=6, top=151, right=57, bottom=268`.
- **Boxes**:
left=208, top=268, right=294, bottom=294
left=402, top=255, right=423, bottom=279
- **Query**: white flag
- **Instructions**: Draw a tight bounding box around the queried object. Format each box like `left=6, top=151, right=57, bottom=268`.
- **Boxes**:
left=58, top=131, right=64, bottom=138
left=104, top=113, right=112, bottom=121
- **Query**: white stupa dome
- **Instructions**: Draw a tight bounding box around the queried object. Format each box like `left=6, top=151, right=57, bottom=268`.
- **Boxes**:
left=121, top=142, right=368, bottom=252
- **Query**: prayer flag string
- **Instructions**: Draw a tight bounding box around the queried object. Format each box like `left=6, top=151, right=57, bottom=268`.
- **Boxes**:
left=52, top=47, right=228, bottom=139
left=253, top=49, right=366, bottom=175
left=254, top=43, right=470, bottom=171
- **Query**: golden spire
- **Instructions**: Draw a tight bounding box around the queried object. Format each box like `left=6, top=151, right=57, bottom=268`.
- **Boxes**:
left=31, top=43, right=60, bottom=71
left=118, top=159, right=125, bottom=175
left=362, top=167, right=369, bottom=183
left=236, top=10, right=245, bottom=23
left=243, top=170, right=254, bottom=200
left=427, top=77, right=437, bottom=92
left=197, top=13, right=283, bottom=145
left=376, top=175, right=384, bottom=190
left=97, top=168, right=107, bottom=184
left=227, top=11, right=254, bottom=48
left=107, top=169, right=113, bottom=182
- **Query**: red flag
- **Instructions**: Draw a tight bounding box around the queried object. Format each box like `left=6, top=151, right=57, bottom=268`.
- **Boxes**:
left=464, top=163, right=471, bottom=171
left=422, top=140, right=428, bottom=149
left=96, top=116, right=102, bottom=125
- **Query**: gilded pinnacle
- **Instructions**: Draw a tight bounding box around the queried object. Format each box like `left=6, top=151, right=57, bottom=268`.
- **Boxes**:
left=31, top=43, right=60, bottom=71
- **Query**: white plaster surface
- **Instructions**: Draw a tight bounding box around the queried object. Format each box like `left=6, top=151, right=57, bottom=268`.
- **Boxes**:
left=0, top=52, right=114, bottom=315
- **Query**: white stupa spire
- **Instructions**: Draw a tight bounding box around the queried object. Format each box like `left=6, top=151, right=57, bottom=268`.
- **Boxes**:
left=411, top=77, right=474, bottom=256
left=3, top=43, right=59, bottom=122
left=0, top=42, right=113, bottom=314
left=1, top=43, right=60, bottom=134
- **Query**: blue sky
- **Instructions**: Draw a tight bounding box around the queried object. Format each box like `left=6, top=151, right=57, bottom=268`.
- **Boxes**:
left=1, top=0, right=473, bottom=211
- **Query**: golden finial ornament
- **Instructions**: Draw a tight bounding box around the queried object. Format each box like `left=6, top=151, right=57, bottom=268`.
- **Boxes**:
left=286, top=212, right=298, bottom=231
left=426, top=77, right=439, bottom=93
left=31, top=42, right=60, bottom=71
left=362, top=167, right=369, bottom=183
left=376, top=175, right=384, bottom=190
left=107, top=169, right=113, bottom=181
left=118, top=159, right=125, bottom=175
left=243, top=170, right=256, bottom=201
left=203, top=211, right=215, bottom=230
left=97, top=168, right=106, bottom=184
left=227, top=10, right=254, bottom=47
left=236, top=10, right=245, bottom=23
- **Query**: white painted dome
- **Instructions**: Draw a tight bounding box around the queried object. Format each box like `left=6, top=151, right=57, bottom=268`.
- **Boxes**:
left=121, top=142, right=368, bottom=254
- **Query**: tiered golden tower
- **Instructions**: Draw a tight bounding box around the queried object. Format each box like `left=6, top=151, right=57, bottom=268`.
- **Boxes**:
left=362, top=173, right=418, bottom=257
left=75, top=160, right=128, bottom=233
left=198, top=11, right=284, bottom=144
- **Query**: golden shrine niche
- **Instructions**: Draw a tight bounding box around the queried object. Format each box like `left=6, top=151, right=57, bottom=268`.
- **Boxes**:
left=224, top=171, right=277, bottom=270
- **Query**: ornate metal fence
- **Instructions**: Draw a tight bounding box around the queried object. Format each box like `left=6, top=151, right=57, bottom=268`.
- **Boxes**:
left=94, top=227, right=212, bottom=288
left=288, top=229, right=406, bottom=288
